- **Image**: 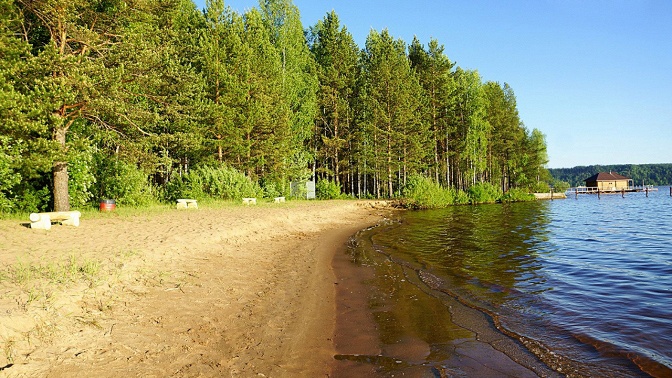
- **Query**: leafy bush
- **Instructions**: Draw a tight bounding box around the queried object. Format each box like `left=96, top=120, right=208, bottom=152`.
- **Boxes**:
left=95, top=158, right=154, bottom=207
left=550, top=179, right=570, bottom=192
left=13, top=186, right=50, bottom=213
left=67, top=145, right=96, bottom=209
left=501, top=188, right=535, bottom=202
left=451, top=187, right=471, bottom=205
left=401, top=174, right=453, bottom=209
left=0, top=136, right=21, bottom=212
left=468, top=182, right=501, bottom=204
left=260, top=177, right=284, bottom=199
left=530, top=181, right=551, bottom=193
left=316, top=179, right=342, bottom=200
left=165, top=164, right=262, bottom=201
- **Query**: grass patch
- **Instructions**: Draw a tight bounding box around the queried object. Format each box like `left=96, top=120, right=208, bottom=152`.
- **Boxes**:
left=4, top=255, right=103, bottom=288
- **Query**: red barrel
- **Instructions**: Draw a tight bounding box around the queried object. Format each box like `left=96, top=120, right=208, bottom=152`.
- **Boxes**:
left=99, top=199, right=116, bottom=211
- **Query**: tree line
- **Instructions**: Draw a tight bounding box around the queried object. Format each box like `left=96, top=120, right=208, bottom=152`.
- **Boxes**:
left=0, top=0, right=550, bottom=213
left=549, top=164, right=672, bottom=188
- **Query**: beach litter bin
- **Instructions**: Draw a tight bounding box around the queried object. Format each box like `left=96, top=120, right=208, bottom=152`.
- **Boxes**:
left=99, top=199, right=116, bottom=212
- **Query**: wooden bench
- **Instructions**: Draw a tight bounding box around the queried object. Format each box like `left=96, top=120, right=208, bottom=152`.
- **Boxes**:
left=274, top=196, right=286, bottom=203
left=29, top=211, right=81, bottom=230
left=176, top=199, right=198, bottom=209
left=242, top=198, right=257, bottom=205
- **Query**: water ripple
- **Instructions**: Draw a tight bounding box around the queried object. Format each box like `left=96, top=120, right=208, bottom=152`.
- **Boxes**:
left=368, top=190, right=672, bottom=376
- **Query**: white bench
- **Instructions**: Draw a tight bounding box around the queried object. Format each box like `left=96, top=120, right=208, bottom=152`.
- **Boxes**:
left=29, top=211, right=81, bottom=230
left=274, top=196, right=286, bottom=203
left=176, top=199, right=198, bottom=209
left=242, top=198, right=257, bottom=205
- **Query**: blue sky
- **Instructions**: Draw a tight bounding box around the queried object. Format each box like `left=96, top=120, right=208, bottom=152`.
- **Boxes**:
left=192, top=0, right=672, bottom=168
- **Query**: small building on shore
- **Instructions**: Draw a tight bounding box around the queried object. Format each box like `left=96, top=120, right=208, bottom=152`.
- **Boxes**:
left=584, top=172, right=633, bottom=191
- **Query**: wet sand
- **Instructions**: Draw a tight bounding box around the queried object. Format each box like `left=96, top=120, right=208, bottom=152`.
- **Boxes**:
left=332, top=218, right=561, bottom=377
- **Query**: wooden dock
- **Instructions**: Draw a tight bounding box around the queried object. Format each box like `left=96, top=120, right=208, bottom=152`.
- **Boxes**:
left=566, top=185, right=659, bottom=198
left=567, top=185, right=657, bottom=194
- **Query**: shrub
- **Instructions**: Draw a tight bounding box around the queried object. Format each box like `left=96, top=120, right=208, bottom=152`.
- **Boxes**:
left=13, top=186, right=50, bottom=213
left=501, top=188, right=535, bottom=202
left=550, top=179, right=570, bottom=192
left=316, top=179, right=342, bottom=200
left=260, top=177, right=284, bottom=199
left=401, top=175, right=453, bottom=209
left=95, top=158, right=155, bottom=207
left=67, top=145, right=96, bottom=209
left=165, top=165, right=262, bottom=201
left=530, top=181, right=551, bottom=193
left=468, top=182, right=501, bottom=204
left=450, top=187, right=471, bottom=205
left=0, top=136, right=21, bottom=212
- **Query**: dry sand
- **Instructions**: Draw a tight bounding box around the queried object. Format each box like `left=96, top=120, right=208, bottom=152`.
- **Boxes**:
left=0, top=200, right=389, bottom=377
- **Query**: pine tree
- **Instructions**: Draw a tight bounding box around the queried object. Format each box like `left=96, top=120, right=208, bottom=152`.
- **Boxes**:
left=239, top=8, right=286, bottom=179
left=259, top=0, right=318, bottom=184
left=12, top=0, right=135, bottom=211
left=484, top=82, right=525, bottom=192
left=360, top=29, right=428, bottom=197
left=409, top=37, right=456, bottom=185
left=106, top=0, right=207, bottom=185
left=450, top=68, right=490, bottom=189
left=200, top=0, right=240, bottom=163
left=309, top=11, right=359, bottom=187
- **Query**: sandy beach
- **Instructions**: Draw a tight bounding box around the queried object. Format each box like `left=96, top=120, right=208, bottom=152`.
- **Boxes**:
left=0, top=200, right=389, bottom=377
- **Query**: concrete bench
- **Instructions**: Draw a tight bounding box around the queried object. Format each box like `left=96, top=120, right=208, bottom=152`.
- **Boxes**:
left=274, top=196, right=286, bottom=203
left=242, top=198, right=257, bottom=205
left=176, top=199, right=198, bottom=209
left=29, top=211, right=81, bottom=230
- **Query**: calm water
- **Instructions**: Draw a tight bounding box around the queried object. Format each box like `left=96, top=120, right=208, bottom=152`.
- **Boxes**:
left=352, top=189, right=672, bottom=377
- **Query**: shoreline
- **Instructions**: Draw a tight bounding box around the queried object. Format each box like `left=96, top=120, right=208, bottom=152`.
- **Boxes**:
left=331, top=214, right=561, bottom=377
left=0, top=200, right=387, bottom=377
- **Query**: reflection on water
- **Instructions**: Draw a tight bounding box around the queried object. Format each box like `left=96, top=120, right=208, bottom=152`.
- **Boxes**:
left=348, top=191, right=672, bottom=377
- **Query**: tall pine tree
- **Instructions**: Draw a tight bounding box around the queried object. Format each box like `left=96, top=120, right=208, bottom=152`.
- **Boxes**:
left=309, top=11, right=359, bottom=186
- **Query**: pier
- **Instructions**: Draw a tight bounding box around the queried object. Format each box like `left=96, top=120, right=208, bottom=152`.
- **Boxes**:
left=567, top=185, right=658, bottom=195
left=566, top=185, right=659, bottom=199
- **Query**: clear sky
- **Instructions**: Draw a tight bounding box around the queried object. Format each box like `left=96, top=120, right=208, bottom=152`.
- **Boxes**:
left=192, top=0, right=672, bottom=168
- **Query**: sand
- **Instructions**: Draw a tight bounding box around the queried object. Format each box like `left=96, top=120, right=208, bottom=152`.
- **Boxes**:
left=0, top=200, right=389, bottom=377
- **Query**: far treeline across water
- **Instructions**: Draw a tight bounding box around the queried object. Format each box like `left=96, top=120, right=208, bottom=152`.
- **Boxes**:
left=549, top=164, right=672, bottom=188
left=0, top=0, right=551, bottom=214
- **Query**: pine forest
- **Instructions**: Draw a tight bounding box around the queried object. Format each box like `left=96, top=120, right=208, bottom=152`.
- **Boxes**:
left=0, top=0, right=551, bottom=213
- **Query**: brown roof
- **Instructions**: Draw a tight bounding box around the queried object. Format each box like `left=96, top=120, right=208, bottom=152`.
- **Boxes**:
left=585, top=172, right=631, bottom=182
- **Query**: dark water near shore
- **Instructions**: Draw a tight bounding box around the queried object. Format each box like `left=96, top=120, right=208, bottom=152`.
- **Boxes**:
left=346, top=189, right=672, bottom=377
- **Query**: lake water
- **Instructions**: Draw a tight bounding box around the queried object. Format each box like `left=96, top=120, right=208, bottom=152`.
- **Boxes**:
left=347, top=188, right=672, bottom=377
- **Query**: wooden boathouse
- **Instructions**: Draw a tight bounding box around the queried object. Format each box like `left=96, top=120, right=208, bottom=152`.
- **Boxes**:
left=568, top=171, right=657, bottom=195
left=585, top=172, right=632, bottom=191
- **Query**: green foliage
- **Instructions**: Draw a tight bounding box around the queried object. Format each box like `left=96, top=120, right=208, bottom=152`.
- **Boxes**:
left=165, top=165, right=263, bottom=201
left=401, top=174, right=453, bottom=209
left=360, top=29, right=430, bottom=197
left=260, top=178, right=283, bottom=198
left=500, top=188, right=535, bottom=203
left=316, top=179, right=342, bottom=199
left=13, top=187, right=51, bottom=213
left=95, top=159, right=154, bottom=207
left=309, top=11, right=359, bottom=184
left=451, top=188, right=471, bottom=205
left=549, top=179, right=570, bottom=192
left=530, top=181, right=551, bottom=193
left=468, top=182, right=501, bottom=204
left=1, top=0, right=552, bottom=209
left=0, top=136, right=21, bottom=212
left=67, top=143, right=96, bottom=209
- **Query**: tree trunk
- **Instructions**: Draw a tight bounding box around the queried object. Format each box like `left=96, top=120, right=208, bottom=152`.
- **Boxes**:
left=53, top=126, right=70, bottom=212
